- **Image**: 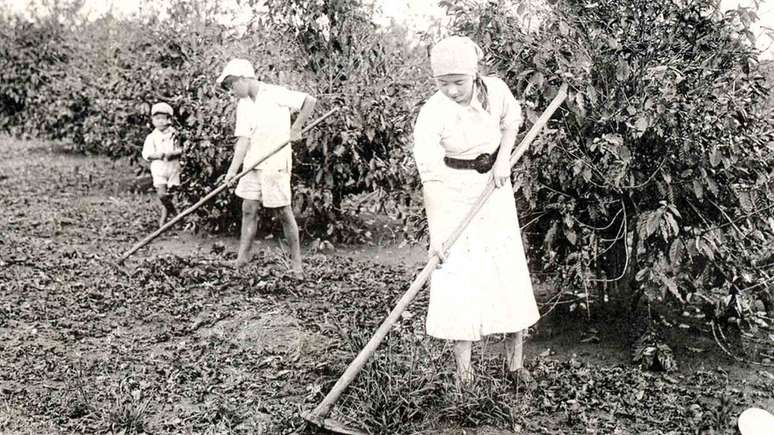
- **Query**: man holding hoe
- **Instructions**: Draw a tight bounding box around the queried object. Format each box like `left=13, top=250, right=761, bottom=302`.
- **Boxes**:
left=216, top=58, right=317, bottom=276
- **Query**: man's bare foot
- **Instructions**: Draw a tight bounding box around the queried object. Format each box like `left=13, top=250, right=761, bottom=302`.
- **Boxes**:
left=234, top=257, right=249, bottom=269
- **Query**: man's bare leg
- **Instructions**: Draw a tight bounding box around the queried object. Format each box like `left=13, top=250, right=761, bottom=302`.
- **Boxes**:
left=274, top=205, right=302, bottom=275
left=236, top=199, right=260, bottom=267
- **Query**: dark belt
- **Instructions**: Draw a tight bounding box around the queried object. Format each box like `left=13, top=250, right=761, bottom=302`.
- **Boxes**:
left=443, top=147, right=500, bottom=174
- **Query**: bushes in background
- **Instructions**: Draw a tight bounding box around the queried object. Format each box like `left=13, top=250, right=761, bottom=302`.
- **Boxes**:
left=0, top=0, right=429, bottom=239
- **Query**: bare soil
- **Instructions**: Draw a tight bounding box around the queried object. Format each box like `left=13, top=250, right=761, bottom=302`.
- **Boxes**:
left=1, top=136, right=772, bottom=434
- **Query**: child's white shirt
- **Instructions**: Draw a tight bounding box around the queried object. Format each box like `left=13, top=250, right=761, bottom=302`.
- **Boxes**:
left=142, top=127, right=181, bottom=179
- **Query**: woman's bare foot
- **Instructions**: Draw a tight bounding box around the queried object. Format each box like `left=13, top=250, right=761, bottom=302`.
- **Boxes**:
left=455, top=368, right=473, bottom=390
left=508, top=367, right=537, bottom=392
left=291, top=261, right=304, bottom=279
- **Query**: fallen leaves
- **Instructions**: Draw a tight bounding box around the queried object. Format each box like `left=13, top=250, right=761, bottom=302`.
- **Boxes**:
left=2, top=137, right=774, bottom=434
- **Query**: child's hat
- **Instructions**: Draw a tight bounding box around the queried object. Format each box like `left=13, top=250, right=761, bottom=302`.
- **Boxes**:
left=151, top=102, right=174, bottom=116
left=738, top=408, right=774, bottom=435
left=216, top=58, right=256, bottom=85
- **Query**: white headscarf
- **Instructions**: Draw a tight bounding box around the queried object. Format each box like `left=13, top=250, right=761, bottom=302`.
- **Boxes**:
left=430, top=36, right=483, bottom=77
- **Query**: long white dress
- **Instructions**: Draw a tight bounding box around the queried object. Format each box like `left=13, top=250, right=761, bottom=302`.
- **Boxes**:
left=413, top=76, right=540, bottom=341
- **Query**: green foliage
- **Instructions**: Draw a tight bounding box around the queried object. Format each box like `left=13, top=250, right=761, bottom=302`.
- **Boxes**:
left=5, top=0, right=774, bottom=323
left=263, top=0, right=430, bottom=238
left=632, top=327, right=676, bottom=371
left=0, top=0, right=428, bottom=239
left=0, top=14, right=78, bottom=138
left=449, top=0, right=774, bottom=317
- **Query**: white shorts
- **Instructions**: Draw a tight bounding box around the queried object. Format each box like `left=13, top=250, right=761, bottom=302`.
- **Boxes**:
left=235, top=169, right=292, bottom=208
left=150, top=161, right=181, bottom=188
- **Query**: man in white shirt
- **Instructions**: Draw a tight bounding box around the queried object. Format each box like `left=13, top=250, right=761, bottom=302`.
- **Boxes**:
left=216, top=58, right=317, bottom=276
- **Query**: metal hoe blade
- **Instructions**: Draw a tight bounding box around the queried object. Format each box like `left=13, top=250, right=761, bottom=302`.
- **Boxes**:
left=301, top=410, right=368, bottom=435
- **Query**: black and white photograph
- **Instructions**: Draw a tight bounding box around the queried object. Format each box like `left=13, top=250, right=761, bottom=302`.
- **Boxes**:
left=2, top=0, right=774, bottom=433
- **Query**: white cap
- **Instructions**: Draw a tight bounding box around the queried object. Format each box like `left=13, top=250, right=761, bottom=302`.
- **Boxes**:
left=151, top=102, right=173, bottom=116
left=739, top=408, right=774, bottom=435
left=216, top=58, right=256, bottom=85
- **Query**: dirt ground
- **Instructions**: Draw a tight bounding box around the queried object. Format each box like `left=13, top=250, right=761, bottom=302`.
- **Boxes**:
left=1, top=136, right=773, bottom=434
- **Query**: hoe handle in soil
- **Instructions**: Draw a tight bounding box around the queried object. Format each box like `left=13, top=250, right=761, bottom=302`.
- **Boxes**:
left=118, top=108, right=339, bottom=264
left=303, top=84, right=569, bottom=430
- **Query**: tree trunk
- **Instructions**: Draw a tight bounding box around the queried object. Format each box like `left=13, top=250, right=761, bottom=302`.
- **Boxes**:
left=600, top=211, right=640, bottom=311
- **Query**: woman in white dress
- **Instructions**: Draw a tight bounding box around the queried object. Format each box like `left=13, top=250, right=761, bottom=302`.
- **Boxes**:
left=412, top=36, right=540, bottom=387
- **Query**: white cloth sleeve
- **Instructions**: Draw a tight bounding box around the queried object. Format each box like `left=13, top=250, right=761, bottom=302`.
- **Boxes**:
left=493, top=77, right=523, bottom=131
left=412, top=105, right=446, bottom=184
left=141, top=134, right=154, bottom=161
left=233, top=99, right=252, bottom=138
left=271, top=85, right=307, bottom=112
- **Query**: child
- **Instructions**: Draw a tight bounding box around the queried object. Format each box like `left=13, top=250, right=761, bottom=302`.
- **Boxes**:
left=215, top=58, right=317, bottom=276
left=141, top=102, right=182, bottom=227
